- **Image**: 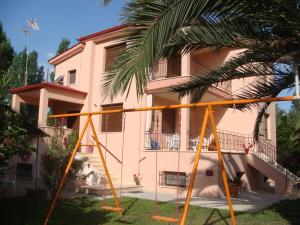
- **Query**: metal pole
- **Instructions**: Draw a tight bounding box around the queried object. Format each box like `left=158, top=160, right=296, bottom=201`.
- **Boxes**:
left=24, top=30, right=30, bottom=85
left=89, top=115, right=123, bottom=216
left=207, top=105, right=236, bottom=225
left=180, top=108, right=209, bottom=225
left=43, top=116, right=91, bottom=225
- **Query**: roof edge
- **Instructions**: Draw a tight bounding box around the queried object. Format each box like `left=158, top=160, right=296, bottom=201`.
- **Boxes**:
left=48, top=43, right=85, bottom=65
left=77, top=24, right=127, bottom=42
left=10, top=82, right=87, bottom=97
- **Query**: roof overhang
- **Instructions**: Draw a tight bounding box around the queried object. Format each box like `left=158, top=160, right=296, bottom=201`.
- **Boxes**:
left=77, top=24, right=127, bottom=43
left=48, top=43, right=85, bottom=65
left=10, top=82, right=87, bottom=97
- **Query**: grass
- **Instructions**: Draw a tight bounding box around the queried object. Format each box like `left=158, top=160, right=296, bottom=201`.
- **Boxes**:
left=0, top=196, right=299, bottom=225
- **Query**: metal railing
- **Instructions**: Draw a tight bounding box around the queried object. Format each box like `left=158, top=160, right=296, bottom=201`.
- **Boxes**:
left=145, top=131, right=180, bottom=150
left=255, top=137, right=277, bottom=161
left=188, top=130, right=254, bottom=152
left=149, top=58, right=181, bottom=80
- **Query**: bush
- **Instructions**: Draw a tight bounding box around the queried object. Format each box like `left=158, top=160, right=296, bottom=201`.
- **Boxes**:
left=42, top=127, right=86, bottom=197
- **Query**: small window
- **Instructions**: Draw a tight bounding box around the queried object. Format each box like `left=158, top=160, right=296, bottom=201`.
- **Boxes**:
left=69, top=70, right=76, bottom=84
left=105, top=43, right=126, bottom=72
left=259, top=113, right=269, bottom=138
left=206, top=170, right=213, bottom=176
left=160, top=171, right=186, bottom=187
left=16, top=163, right=32, bottom=178
left=101, top=103, right=123, bottom=132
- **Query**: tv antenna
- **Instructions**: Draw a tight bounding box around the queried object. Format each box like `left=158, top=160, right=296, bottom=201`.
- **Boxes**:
left=18, top=19, right=40, bottom=85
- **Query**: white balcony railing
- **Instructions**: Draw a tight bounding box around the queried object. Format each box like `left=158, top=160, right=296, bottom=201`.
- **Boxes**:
left=145, top=132, right=180, bottom=150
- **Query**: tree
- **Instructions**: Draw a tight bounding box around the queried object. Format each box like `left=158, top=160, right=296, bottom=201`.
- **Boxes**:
left=7, top=49, right=44, bottom=87
left=0, top=21, right=37, bottom=178
left=6, top=49, right=44, bottom=125
left=0, top=22, right=14, bottom=78
left=276, top=102, right=300, bottom=174
left=56, top=38, right=70, bottom=55
left=102, top=0, right=300, bottom=137
left=0, top=22, right=14, bottom=104
left=42, top=127, right=86, bottom=197
left=49, top=38, right=70, bottom=82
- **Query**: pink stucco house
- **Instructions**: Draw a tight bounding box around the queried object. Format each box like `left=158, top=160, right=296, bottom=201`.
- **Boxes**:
left=10, top=25, right=298, bottom=197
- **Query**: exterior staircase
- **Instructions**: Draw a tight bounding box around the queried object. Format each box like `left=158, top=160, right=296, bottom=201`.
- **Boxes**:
left=76, top=151, right=142, bottom=195
left=246, top=138, right=299, bottom=194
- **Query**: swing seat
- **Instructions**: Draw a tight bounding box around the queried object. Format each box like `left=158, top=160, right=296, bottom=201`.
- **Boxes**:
left=152, top=215, right=180, bottom=223
left=102, top=206, right=124, bottom=212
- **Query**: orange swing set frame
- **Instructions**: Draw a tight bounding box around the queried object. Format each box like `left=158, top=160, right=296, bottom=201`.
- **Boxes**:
left=43, top=95, right=297, bottom=225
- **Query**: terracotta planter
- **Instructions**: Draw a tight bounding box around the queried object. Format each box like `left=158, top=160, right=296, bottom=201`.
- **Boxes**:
left=229, top=183, right=238, bottom=197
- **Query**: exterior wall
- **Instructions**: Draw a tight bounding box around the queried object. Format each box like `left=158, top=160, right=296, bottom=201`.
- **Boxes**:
left=45, top=33, right=279, bottom=196
left=140, top=151, right=257, bottom=197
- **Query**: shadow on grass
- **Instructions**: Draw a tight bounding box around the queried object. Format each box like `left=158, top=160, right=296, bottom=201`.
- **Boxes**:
left=267, top=199, right=300, bottom=225
left=113, top=198, right=139, bottom=224
left=0, top=196, right=112, bottom=225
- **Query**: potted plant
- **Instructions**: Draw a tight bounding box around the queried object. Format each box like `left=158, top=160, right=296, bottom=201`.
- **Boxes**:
left=228, top=173, right=243, bottom=197
left=133, top=173, right=141, bottom=185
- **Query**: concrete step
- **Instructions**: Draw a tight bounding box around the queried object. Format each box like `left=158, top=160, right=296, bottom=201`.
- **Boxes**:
left=78, top=184, right=143, bottom=196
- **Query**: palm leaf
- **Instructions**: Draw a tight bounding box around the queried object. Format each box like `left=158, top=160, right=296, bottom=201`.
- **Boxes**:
left=102, top=0, right=277, bottom=99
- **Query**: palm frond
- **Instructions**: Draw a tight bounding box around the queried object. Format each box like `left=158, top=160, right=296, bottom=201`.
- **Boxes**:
left=102, top=0, right=278, bottom=99
left=171, top=45, right=285, bottom=99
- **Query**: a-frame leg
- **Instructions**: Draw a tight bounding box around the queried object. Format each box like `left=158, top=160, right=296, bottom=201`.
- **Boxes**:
left=179, top=108, right=209, bottom=225
left=207, top=105, right=236, bottom=225
left=89, top=116, right=123, bottom=216
left=44, top=116, right=91, bottom=225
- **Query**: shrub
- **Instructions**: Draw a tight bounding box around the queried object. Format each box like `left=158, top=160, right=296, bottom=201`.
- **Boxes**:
left=42, top=127, right=86, bottom=197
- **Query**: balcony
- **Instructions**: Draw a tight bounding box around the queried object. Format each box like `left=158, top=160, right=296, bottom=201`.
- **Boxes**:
left=145, top=132, right=180, bottom=151
left=149, top=57, right=181, bottom=81
left=189, top=130, right=253, bottom=153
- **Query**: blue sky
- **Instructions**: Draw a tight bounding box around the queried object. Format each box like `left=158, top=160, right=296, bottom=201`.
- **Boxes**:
left=0, top=0, right=295, bottom=110
left=0, top=0, right=124, bottom=69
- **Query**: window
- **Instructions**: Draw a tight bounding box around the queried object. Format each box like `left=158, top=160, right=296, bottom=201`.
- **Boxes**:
left=101, top=103, right=123, bottom=132
left=160, top=171, right=186, bottom=187
left=162, top=109, right=176, bottom=133
left=259, top=113, right=269, bottom=138
left=67, top=111, right=80, bottom=129
left=105, top=43, right=126, bottom=72
left=206, top=170, right=213, bottom=176
left=69, top=70, right=76, bottom=84
left=16, top=163, right=32, bottom=178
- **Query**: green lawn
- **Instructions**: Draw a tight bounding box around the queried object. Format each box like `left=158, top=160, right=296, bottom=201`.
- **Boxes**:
left=0, top=196, right=299, bottom=225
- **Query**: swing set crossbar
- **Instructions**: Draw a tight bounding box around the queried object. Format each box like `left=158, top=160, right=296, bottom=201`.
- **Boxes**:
left=48, top=96, right=297, bottom=118
left=152, top=215, right=180, bottom=223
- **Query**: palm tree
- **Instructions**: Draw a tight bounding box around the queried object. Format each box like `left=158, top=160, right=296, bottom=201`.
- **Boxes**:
left=102, top=0, right=300, bottom=138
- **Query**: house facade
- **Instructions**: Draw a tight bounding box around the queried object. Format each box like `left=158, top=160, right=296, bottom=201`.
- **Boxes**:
left=10, top=25, right=297, bottom=197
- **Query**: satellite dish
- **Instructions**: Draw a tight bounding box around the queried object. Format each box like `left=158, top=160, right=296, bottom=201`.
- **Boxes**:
left=54, top=75, right=64, bottom=84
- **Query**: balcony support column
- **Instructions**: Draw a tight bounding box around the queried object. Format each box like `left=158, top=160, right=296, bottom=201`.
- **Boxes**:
left=180, top=53, right=191, bottom=151
left=12, top=94, right=23, bottom=113
left=38, top=88, right=49, bottom=128
left=181, top=52, right=190, bottom=76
